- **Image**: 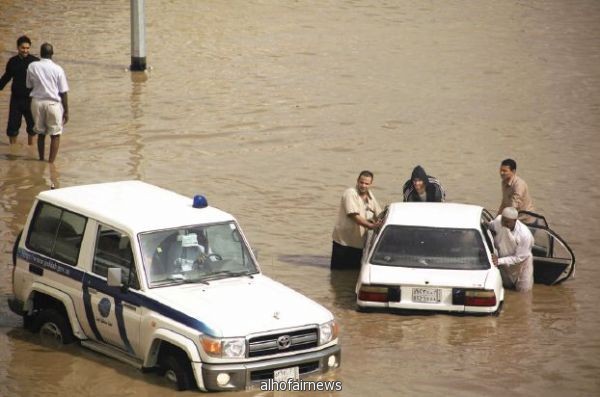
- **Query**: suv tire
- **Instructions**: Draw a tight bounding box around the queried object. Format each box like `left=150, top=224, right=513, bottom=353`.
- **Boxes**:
left=161, top=350, right=196, bottom=391
left=33, top=309, right=75, bottom=345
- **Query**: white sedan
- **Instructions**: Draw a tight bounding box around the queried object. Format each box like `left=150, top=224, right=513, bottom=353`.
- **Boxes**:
left=356, top=203, right=504, bottom=315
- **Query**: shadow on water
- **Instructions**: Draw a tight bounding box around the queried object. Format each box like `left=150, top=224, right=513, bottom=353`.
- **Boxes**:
left=278, top=254, right=330, bottom=268
left=278, top=254, right=361, bottom=311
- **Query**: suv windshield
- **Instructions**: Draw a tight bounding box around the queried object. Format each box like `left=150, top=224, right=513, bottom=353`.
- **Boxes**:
left=370, top=226, right=489, bottom=270
left=139, top=221, right=258, bottom=287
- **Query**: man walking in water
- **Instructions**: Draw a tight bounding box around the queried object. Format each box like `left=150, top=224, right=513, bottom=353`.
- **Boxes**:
left=26, top=42, right=69, bottom=163
left=0, top=35, right=39, bottom=145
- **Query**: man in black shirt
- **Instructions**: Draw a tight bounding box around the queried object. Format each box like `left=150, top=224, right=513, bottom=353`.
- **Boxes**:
left=0, top=35, right=39, bottom=145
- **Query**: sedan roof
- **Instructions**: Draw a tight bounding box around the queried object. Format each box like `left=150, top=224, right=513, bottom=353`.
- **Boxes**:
left=385, top=202, right=484, bottom=229
left=36, top=180, right=235, bottom=235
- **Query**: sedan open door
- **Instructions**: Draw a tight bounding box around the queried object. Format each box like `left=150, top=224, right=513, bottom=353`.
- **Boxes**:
left=519, top=211, right=575, bottom=285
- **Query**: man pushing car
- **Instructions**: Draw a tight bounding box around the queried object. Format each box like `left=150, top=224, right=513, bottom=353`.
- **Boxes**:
left=489, top=207, right=534, bottom=292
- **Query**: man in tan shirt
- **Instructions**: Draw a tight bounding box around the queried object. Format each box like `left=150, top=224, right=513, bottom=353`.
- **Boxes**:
left=331, top=170, right=382, bottom=269
left=498, top=158, right=535, bottom=216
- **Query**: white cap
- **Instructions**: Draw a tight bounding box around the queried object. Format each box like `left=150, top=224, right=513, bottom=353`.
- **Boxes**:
left=501, top=207, right=519, bottom=220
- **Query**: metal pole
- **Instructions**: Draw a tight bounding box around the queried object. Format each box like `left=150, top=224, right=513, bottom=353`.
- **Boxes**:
left=130, top=0, right=146, bottom=71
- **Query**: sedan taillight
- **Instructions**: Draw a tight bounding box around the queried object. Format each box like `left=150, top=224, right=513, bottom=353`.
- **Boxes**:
left=452, top=289, right=496, bottom=307
left=358, top=285, right=400, bottom=302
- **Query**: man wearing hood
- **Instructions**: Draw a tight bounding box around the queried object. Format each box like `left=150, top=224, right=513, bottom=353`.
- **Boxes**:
left=402, top=165, right=445, bottom=202
left=489, top=207, right=534, bottom=292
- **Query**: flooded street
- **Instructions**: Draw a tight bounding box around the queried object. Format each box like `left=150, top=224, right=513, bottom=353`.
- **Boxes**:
left=1, top=0, right=599, bottom=395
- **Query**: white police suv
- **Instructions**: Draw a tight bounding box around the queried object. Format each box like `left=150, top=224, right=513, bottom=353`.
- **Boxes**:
left=9, top=181, right=340, bottom=391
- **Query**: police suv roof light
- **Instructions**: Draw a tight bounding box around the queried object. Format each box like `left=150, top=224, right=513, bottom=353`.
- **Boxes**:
left=193, top=194, right=208, bottom=208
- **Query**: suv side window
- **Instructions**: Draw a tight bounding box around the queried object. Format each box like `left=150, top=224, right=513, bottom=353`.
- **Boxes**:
left=93, top=225, right=140, bottom=290
left=26, top=201, right=87, bottom=266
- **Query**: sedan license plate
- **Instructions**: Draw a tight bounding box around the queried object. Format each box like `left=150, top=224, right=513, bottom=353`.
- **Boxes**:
left=274, top=366, right=299, bottom=382
left=412, top=288, right=441, bottom=304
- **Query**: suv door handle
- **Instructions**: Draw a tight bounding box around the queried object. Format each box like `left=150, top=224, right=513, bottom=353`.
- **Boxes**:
left=122, top=302, right=138, bottom=311
left=88, top=288, right=98, bottom=295
left=29, top=264, right=43, bottom=276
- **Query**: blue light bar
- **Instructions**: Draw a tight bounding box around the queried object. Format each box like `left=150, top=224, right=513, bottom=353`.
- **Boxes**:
left=193, top=195, right=208, bottom=208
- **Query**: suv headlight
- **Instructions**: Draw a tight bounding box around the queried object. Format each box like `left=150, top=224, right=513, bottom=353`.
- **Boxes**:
left=201, top=336, right=246, bottom=358
left=319, top=320, right=339, bottom=345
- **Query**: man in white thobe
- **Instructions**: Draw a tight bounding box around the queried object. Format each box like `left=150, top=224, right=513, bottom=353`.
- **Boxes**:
left=489, top=207, right=534, bottom=292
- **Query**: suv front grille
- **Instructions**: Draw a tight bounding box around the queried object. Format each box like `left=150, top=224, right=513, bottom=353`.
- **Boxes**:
left=248, top=328, right=319, bottom=357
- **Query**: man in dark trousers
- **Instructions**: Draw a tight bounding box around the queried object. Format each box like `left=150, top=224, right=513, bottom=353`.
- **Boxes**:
left=331, top=170, right=383, bottom=269
left=0, top=35, right=39, bottom=145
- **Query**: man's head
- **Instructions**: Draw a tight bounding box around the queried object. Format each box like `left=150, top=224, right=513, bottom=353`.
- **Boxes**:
left=17, top=35, right=31, bottom=58
left=411, top=165, right=428, bottom=194
left=501, top=207, right=518, bottom=230
left=356, top=170, right=374, bottom=195
left=500, top=159, right=517, bottom=182
left=40, top=43, right=54, bottom=59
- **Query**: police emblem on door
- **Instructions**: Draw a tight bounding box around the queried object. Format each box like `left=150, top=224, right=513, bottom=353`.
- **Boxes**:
left=98, top=298, right=111, bottom=318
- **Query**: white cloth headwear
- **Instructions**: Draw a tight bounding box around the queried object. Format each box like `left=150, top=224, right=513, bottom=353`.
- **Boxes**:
left=502, top=207, right=519, bottom=220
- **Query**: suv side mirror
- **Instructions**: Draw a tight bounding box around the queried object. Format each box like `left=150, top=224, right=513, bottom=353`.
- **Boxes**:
left=107, top=267, right=123, bottom=287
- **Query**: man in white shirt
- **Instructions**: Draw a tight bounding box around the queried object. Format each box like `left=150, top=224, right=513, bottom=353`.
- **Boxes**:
left=26, top=42, right=69, bottom=163
left=489, top=207, right=534, bottom=292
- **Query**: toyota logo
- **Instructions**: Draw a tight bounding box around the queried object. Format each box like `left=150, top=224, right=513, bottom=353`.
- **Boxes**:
left=277, top=335, right=292, bottom=350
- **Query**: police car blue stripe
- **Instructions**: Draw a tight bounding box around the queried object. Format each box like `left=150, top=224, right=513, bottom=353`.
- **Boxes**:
left=18, top=247, right=106, bottom=341
left=18, top=248, right=216, bottom=338
left=82, top=282, right=105, bottom=342
left=114, top=298, right=135, bottom=355
left=18, top=248, right=86, bottom=280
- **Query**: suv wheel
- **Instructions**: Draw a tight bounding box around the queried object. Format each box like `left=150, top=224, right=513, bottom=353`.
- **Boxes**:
left=160, top=350, right=196, bottom=391
left=23, top=314, right=35, bottom=330
left=33, top=309, right=75, bottom=346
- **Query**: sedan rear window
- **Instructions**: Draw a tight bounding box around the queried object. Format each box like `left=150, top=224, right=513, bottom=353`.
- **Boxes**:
left=370, top=226, right=489, bottom=270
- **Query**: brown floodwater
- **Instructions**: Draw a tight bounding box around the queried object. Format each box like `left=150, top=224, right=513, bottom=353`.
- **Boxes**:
left=1, top=1, right=599, bottom=396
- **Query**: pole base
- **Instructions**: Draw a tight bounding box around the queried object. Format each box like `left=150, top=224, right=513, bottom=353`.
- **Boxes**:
left=130, top=57, right=147, bottom=71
